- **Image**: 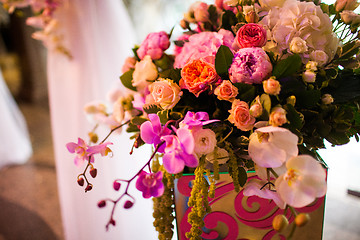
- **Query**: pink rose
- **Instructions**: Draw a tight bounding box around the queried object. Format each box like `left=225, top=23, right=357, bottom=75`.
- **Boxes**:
left=263, top=77, right=281, bottom=95
left=215, top=0, right=239, bottom=13
left=236, top=23, right=267, bottom=49
left=137, top=31, right=170, bottom=60
left=228, top=100, right=255, bottom=131
left=180, top=58, right=218, bottom=97
left=269, top=107, right=287, bottom=127
left=214, top=80, right=239, bottom=102
left=229, top=47, right=273, bottom=84
left=146, top=78, right=183, bottom=110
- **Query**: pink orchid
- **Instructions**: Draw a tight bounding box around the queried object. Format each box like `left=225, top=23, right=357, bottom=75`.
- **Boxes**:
left=179, top=111, right=218, bottom=130
left=66, top=138, right=112, bottom=166
left=135, top=171, right=165, bottom=198
left=161, top=127, right=198, bottom=174
left=140, top=114, right=172, bottom=153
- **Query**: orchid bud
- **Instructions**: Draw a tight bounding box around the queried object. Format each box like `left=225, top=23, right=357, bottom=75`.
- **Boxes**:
left=113, top=181, right=121, bottom=191
left=85, top=184, right=93, bottom=192
left=124, top=200, right=134, bottom=209
left=90, top=168, right=97, bottom=178
left=272, top=214, right=289, bottom=232
left=77, top=177, right=85, bottom=186
left=97, top=200, right=106, bottom=208
left=88, top=132, right=98, bottom=143
left=295, top=213, right=310, bottom=227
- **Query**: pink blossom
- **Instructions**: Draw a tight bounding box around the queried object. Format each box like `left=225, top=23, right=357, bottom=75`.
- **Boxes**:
left=228, top=100, right=255, bottom=131
left=140, top=114, right=172, bottom=153
left=229, top=47, right=273, bottom=84
left=174, top=29, right=235, bottom=69
left=174, top=33, right=191, bottom=56
left=137, top=31, right=170, bottom=60
left=135, top=171, right=164, bottom=198
left=161, top=128, right=198, bottom=174
left=179, top=111, right=218, bottom=130
left=121, top=56, right=136, bottom=73
left=66, top=138, right=112, bottom=166
left=193, top=2, right=209, bottom=22
left=215, top=0, right=239, bottom=13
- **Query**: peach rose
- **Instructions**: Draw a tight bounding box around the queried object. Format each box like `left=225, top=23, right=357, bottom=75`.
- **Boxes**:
left=263, top=77, right=281, bottom=95
left=180, top=59, right=218, bottom=97
left=146, top=78, right=183, bottom=110
left=214, top=80, right=239, bottom=102
left=228, top=99, right=255, bottom=131
left=269, top=107, right=287, bottom=126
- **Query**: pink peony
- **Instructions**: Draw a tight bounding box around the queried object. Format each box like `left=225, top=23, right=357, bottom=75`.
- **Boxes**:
left=228, top=100, right=255, bottom=131
left=229, top=47, right=272, bottom=84
left=236, top=23, right=267, bottom=49
left=137, top=31, right=170, bottom=60
left=174, top=29, right=235, bottom=69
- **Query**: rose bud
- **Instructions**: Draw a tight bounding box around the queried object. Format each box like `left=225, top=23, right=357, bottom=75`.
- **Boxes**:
left=263, top=77, right=281, bottom=95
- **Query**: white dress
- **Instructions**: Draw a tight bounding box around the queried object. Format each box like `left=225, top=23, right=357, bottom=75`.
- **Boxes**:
left=47, top=1, right=157, bottom=239
left=0, top=70, right=32, bottom=169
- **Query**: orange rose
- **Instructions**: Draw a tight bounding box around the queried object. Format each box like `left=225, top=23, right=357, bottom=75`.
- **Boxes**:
left=228, top=100, right=255, bottom=131
left=214, top=80, right=239, bottom=102
left=180, top=59, right=218, bottom=97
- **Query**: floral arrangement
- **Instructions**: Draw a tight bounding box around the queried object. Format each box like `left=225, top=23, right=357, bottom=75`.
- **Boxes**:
left=1, top=0, right=71, bottom=58
left=67, top=0, right=360, bottom=239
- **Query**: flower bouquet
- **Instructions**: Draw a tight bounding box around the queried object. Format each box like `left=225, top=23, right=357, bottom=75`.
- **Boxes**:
left=67, top=0, right=360, bottom=239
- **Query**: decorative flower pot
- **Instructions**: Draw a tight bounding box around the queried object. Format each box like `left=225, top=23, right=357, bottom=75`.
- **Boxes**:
left=174, top=173, right=325, bottom=240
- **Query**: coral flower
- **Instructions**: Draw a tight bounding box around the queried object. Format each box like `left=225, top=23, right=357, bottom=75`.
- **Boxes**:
left=136, top=171, right=165, bottom=198
left=275, top=155, right=327, bottom=208
left=180, top=59, right=219, bottom=97
left=248, top=126, right=298, bottom=168
left=228, top=100, right=255, bottom=131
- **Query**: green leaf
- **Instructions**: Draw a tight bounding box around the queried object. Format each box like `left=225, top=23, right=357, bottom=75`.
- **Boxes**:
left=143, top=104, right=162, bottom=114
left=154, top=54, right=172, bottom=71
left=120, top=69, right=136, bottom=91
left=158, top=110, right=169, bottom=125
left=285, top=104, right=304, bottom=129
left=126, top=123, right=140, bottom=133
left=233, top=82, right=256, bottom=102
left=273, top=54, right=302, bottom=78
left=215, top=45, right=234, bottom=79
left=260, top=93, right=271, bottom=115
left=238, top=167, right=247, bottom=187
left=296, top=89, right=321, bottom=109
left=208, top=5, right=218, bottom=25
left=130, top=116, right=148, bottom=126
left=221, top=10, right=238, bottom=31
left=326, top=130, right=350, bottom=145
left=159, top=68, right=182, bottom=84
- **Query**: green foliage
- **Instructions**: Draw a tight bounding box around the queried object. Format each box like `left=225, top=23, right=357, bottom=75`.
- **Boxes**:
left=215, top=45, right=234, bottom=80
left=221, top=10, right=238, bottom=31
left=273, top=54, right=302, bottom=79
left=120, top=69, right=136, bottom=91
left=143, top=104, right=162, bottom=114
left=233, top=82, right=256, bottom=102
left=158, top=68, right=181, bottom=84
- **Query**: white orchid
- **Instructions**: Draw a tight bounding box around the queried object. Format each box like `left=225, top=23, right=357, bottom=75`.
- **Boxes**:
left=275, top=155, right=327, bottom=208
left=248, top=126, right=298, bottom=168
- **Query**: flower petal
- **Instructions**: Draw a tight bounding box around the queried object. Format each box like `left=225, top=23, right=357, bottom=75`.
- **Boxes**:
left=163, top=152, right=185, bottom=174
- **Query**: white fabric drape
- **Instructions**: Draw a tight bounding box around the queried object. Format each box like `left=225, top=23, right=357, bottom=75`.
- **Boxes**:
left=0, top=70, right=32, bottom=169
left=47, top=1, right=157, bottom=239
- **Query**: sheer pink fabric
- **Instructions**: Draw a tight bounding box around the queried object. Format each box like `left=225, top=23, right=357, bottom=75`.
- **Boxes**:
left=47, top=1, right=157, bottom=239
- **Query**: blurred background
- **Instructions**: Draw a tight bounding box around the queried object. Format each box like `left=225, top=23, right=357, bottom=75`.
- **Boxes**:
left=0, top=0, right=359, bottom=239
